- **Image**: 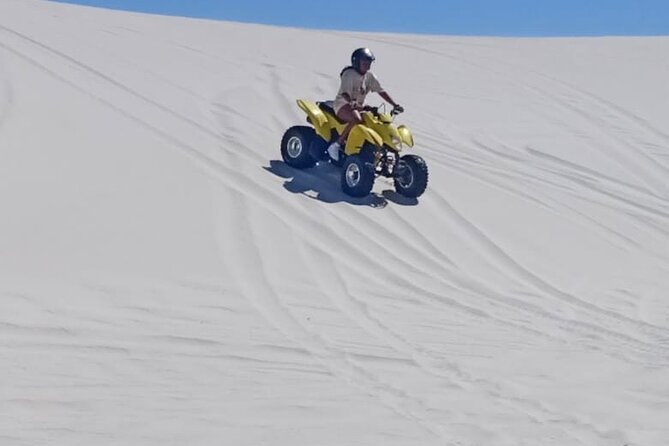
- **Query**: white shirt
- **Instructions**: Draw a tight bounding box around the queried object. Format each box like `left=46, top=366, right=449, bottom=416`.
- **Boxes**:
left=334, top=68, right=384, bottom=113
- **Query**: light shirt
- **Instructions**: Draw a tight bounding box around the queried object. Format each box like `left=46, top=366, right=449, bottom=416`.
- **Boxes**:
left=333, top=68, right=384, bottom=114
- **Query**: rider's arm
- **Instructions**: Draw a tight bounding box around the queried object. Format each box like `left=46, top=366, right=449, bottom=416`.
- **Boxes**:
left=378, top=91, right=398, bottom=108
left=340, top=70, right=357, bottom=105
left=368, top=73, right=400, bottom=109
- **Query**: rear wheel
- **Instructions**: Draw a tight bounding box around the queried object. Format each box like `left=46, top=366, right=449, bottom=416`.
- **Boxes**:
left=394, top=154, right=428, bottom=198
left=281, top=126, right=317, bottom=168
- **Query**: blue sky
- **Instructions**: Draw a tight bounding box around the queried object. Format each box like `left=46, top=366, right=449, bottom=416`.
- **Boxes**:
left=52, top=0, right=669, bottom=36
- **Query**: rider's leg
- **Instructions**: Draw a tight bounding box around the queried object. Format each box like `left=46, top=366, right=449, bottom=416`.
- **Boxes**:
left=327, top=104, right=362, bottom=161
left=335, top=104, right=362, bottom=145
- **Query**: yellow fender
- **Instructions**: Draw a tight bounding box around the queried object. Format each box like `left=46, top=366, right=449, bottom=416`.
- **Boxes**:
left=296, top=99, right=331, bottom=141
left=397, top=125, right=414, bottom=148
left=345, top=125, right=383, bottom=156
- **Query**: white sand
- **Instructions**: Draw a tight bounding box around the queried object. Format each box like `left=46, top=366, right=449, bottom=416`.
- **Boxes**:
left=1, top=1, right=668, bottom=445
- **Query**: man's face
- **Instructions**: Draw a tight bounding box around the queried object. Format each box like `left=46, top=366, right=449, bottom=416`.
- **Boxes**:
left=359, top=59, right=372, bottom=73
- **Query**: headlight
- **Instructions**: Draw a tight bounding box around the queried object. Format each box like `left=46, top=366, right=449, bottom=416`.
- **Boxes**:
left=391, top=136, right=402, bottom=149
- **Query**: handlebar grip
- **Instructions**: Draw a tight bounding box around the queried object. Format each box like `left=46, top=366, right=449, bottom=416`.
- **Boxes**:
left=392, top=104, right=405, bottom=115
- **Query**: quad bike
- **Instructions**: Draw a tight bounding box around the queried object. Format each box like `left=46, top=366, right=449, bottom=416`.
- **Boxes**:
left=280, top=100, right=429, bottom=198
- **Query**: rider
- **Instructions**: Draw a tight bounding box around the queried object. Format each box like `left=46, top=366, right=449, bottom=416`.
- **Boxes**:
left=327, top=48, right=404, bottom=161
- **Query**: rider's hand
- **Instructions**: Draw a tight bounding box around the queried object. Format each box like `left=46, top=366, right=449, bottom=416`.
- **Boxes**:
left=392, top=104, right=405, bottom=114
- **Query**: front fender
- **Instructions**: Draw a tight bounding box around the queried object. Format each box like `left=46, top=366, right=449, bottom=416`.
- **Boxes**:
left=345, top=125, right=383, bottom=155
left=397, top=125, right=414, bottom=147
left=296, top=99, right=331, bottom=141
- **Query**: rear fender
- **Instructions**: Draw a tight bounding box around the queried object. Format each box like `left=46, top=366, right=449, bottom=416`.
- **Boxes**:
left=296, top=99, right=331, bottom=141
left=345, top=125, right=383, bottom=156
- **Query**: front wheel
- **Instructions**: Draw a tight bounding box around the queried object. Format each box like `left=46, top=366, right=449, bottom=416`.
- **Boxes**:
left=394, top=154, right=428, bottom=198
left=341, top=153, right=375, bottom=197
left=281, top=126, right=317, bottom=169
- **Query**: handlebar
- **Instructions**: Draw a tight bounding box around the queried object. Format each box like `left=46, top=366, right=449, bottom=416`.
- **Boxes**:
left=361, top=105, right=404, bottom=116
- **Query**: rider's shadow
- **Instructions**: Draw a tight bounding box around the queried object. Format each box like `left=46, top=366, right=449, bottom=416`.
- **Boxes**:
left=264, top=160, right=418, bottom=207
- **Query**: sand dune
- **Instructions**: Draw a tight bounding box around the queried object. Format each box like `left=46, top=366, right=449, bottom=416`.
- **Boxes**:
left=1, top=1, right=668, bottom=445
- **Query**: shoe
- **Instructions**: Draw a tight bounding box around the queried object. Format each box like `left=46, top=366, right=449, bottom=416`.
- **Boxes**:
left=327, top=141, right=341, bottom=161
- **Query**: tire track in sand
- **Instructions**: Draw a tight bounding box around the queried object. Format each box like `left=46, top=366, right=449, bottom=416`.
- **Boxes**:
left=428, top=193, right=669, bottom=355
left=423, top=138, right=669, bottom=265
left=213, top=184, right=456, bottom=444
left=296, top=239, right=611, bottom=444
left=273, top=158, right=667, bottom=365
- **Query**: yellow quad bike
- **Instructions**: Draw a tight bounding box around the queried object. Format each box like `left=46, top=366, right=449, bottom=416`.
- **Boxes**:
left=280, top=100, right=428, bottom=198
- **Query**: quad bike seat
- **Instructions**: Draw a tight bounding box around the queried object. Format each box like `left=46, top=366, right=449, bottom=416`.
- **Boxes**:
left=317, top=101, right=347, bottom=125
